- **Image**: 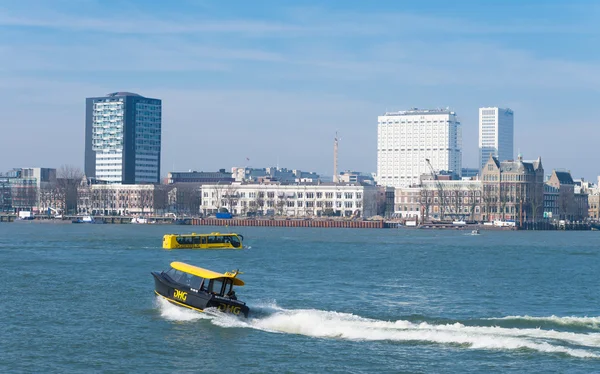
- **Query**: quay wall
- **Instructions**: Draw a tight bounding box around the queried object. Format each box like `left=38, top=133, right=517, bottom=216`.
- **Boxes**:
left=192, top=218, right=385, bottom=229
left=1, top=214, right=597, bottom=230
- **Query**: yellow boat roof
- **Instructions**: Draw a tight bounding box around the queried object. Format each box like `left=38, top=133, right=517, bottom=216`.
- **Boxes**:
left=166, top=232, right=240, bottom=236
left=170, top=261, right=245, bottom=286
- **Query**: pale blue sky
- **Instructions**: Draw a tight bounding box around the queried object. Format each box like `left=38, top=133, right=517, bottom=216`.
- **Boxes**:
left=1, top=0, right=599, bottom=180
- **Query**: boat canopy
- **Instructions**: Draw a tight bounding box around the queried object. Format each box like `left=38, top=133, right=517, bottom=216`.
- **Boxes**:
left=170, top=261, right=245, bottom=286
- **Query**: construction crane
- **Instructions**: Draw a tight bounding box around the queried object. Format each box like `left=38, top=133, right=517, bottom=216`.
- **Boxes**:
left=47, top=206, right=63, bottom=219
left=425, top=158, right=447, bottom=221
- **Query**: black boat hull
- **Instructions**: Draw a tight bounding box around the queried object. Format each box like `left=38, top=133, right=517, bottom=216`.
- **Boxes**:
left=152, top=272, right=249, bottom=317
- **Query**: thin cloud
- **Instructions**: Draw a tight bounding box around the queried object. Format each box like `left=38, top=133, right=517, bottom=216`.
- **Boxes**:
left=0, top=10, right=301, bottom=35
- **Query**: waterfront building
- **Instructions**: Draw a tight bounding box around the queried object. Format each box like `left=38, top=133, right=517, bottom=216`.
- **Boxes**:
left=200, top=182, right=379, bottom=218
left=85, top=92, right=161, bottom=184
left=546, top=170, right=587, bottom=221
left=584, top=177, right=600, bottom=220
left=393, top=186, right=423, bottom=220
left=167, top=170, right=234, bottom=184
left=231, top=167, right=319, bottom=183
left=0, top=177, right=11, bottom=212
left=589, top=193, right=600, bottom=221
left=481, top=154, right=544, bottom=223
left=382, top=186, right=395, bottom=218
left=479, top=107, right=514, bottom=171
left=77, top=182, right=169, bottom=216
left=377, top=108, right=462, bottom=188
left=7, top=168, right=57, bottom=213
left=420, top=179, right=483, bottom=222
left=543, top=184, right=559, bottom=220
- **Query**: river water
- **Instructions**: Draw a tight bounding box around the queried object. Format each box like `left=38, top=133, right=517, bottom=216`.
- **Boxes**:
left=1, top=223, right=600, bottom=373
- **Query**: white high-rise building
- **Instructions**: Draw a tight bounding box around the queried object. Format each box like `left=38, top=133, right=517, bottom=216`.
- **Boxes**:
left=376, top=108, right=462, bottom=188
left=478, top=107, right=514, bottom=170
left=85, top=92, right=162, bottom=184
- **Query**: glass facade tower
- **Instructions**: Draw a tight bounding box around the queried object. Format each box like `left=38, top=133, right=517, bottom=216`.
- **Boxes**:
left=85, top=92, right=162, bottom=184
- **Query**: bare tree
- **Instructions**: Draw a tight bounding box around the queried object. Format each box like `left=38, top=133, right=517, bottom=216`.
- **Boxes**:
left=153, top=186, right=169, bottom=215
left=468, top=186, right=480, bottom=221
left=451, top=190, right=463, bottom=221
left=420, top=189, right=432, bottom=222
left=210, top=183, right=229, bottom=213
left=276, top=193, right=287, bottom=216
left=498, top=182, right=511, bottom=221
left=56, top=165, right=83, bottom=215
left=255, top=191, right=265, bottom=215
left=482, top=184, right=495, bottom=222
left=172, top=184, right=201, bottom=215
left=222, top=185, right=240, bottom=214
left=558, top=190, right=571, bottom=221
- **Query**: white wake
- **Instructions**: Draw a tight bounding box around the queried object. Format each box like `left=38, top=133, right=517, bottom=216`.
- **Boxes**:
left=155, top=298, right=600, bottom=358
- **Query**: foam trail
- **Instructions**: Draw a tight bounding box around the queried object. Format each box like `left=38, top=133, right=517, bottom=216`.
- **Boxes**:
left=154, top=296, right=209, bottom=322
left=156, top=300, right=600, bottom=359
left=485, top=315, right=600, bottom=329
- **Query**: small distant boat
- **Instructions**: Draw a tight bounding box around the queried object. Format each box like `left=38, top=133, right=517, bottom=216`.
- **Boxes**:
left=72, top=215, right=101, bottom=224
left=471, top=229, right=480, bottom=235
left=152, top=261, right=249, bottom=317
left=131, top=217, right=148, bottom=224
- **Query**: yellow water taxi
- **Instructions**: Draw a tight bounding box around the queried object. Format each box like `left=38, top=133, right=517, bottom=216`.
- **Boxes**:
left=162, top=232, right=244, bottom=250
left=152, top=261, right=249, bottom=318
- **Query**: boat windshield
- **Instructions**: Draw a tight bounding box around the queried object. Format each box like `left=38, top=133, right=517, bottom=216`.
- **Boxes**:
left=226, top=235, right=242, bottom=248
left=165, top=268, right=203, bottom=290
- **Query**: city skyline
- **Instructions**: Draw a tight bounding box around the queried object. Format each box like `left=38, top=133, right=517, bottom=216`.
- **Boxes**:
left=1, top=1, right=600, bottom=180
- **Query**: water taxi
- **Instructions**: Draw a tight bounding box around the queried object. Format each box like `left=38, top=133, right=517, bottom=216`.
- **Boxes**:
left=162, top=232, right=244, bottom=250
left=152, top=261, right=249, bottom=317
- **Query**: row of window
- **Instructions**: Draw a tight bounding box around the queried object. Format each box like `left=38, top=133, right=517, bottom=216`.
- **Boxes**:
left=204, top=191, right=363, bottom=199
left=204, top=200, right=361, bottom=208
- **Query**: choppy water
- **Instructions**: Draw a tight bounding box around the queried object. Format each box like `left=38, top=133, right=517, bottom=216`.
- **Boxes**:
left=1, top=223, right=600, bottom=373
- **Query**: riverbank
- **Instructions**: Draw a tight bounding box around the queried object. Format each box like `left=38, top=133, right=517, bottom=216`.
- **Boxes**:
left=1, top=214, right=597, bottom=230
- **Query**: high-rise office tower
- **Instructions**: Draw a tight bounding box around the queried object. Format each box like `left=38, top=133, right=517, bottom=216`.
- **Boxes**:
left=85, top=92, right=162, bottom=184
left=377, top=108, right=462, bottom=188
left=479, top=107, right=513, bottom=170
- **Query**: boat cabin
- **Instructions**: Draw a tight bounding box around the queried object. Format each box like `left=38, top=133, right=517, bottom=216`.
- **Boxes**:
left=165, top=262, right=244, bottom=298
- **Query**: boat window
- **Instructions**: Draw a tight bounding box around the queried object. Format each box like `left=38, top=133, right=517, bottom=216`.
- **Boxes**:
left=228, top=235, right=241, bottom=248
left=192, top=236, right=200, bottom=245
left=179, top=273, right=193, bottom=287
left=175, top=236, right=193, bottom=245
left=189, top=275, right=202, bottom=290
left=208, top=235, right=226, bottom=244
left=201, top=236, right=207, bottom=245
left=209, top=278, right=225, bottom=296
left=165, top=268, right=185, bottom=283
left=224, top=280, right=233, bottom=295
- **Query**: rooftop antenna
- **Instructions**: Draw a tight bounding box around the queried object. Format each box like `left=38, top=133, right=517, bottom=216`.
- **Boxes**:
left=333, top=131, right=339, bottom=183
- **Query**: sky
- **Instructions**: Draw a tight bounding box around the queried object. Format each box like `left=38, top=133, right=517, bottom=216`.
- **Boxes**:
left=1, top=0, right=599, bottom=180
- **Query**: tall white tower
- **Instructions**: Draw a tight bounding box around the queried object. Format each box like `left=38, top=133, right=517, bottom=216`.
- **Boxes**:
left=479, top=107, right=514, bottom=170
left=376, top=108, right=462, bottom=188
left=333, top=132, right=339, bottom=183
